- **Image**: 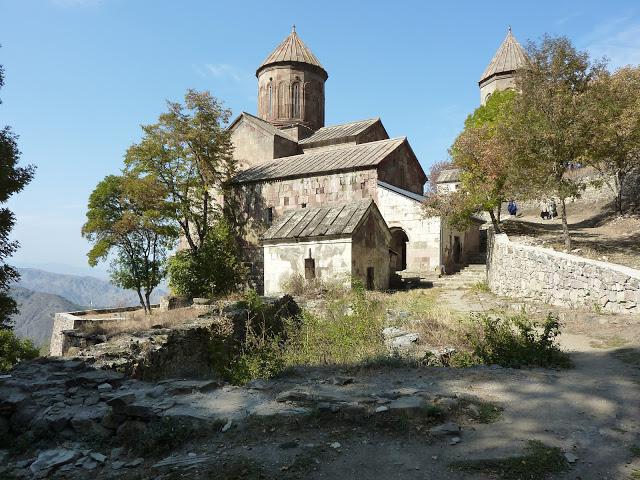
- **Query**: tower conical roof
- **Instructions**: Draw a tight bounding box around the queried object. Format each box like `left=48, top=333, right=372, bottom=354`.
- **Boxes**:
left=256, top=27, right=327, bottom=79
left=479, top=27, right=527, bottom=84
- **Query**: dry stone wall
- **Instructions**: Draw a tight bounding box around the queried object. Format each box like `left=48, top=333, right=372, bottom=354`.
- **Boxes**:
left=487, top=231, right=640, bottom=314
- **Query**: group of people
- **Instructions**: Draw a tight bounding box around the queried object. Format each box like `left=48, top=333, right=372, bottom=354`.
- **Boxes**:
left=540, top=199, right=558, bottom=220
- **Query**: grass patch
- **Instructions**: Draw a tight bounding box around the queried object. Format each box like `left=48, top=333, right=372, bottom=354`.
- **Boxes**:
left=589, top=336, right=628, bottom=349
left=630, top=469, right=640, bottom=480
left=630, top=445, right=640, bottom=457
left=450, top=440, right=569, bottom=479
left=469, top=281, right=491, bottom=294
left=473, top=402, right=504, bottom=423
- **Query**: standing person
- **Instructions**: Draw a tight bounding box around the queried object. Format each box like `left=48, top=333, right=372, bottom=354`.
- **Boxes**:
left=540, top=199, right=549, bottom=220
left=550, top=199, right=557, bottom=219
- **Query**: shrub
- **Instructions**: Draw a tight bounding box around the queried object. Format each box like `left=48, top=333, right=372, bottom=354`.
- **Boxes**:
left=168, top=219, right=245, bottom=298
left=466, top=313, right=571, bottom=368
left=282, top=287, right=386, bottom=367
left=0, top=329, right=38, bottom=372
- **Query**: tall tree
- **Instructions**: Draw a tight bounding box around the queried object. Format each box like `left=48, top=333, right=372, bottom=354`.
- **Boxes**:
left=425, top=90, right=515, bottom=233
left=82, top=175, right=177, bottom=313
left=585, top=66, right=640, bottom=213
left=124, top=90, right=236, bottom=254
left=0, top=61, right=35, bottom=328
left=508, top=35, right=605, bottom=250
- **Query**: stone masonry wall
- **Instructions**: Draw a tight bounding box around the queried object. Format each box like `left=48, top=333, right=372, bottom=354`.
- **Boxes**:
left=487, top=231, right=640, bottom=314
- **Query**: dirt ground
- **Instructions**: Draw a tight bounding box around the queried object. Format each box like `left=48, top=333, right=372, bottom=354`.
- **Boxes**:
left=502, top=199, right=640, bottom=270
left=96, top=287, right=640, bottom=480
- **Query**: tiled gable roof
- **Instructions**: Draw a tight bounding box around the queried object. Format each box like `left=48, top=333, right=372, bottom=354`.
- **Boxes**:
left=232, top=137, right=407, bottom=183
left=262, top=199, right=374, bottom=241
left=228, top=112, right=297, bottom=142
left=436, top=168, right=461, bottom=183
left=298, top=118, right=381, bottom=146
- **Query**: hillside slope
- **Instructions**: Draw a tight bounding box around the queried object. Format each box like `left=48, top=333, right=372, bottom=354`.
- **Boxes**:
left=16, top=267, right=166, bottom=308
left=9, top=286, right=82, bottom=347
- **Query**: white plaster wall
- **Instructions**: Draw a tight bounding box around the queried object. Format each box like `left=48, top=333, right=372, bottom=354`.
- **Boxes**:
left=263, top=238, right=352, bottom=296
left=376, top=186, right=441, bottom=272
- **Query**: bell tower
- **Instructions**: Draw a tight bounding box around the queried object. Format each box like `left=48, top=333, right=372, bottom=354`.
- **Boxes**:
left=479, top=27, right=527, bottom=105
left=256, top=27, right=328, bottom=133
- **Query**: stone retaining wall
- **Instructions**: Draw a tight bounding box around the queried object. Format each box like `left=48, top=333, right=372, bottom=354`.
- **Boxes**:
left=487, top=231, right=640, bottom=314
left=50, top=306, right=158, bottom=356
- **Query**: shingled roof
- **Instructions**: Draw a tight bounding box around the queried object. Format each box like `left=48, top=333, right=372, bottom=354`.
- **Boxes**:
left=233, top=137, right=407, bottom=183
left=262, top=199, right=375, bottom=241
left=257, top=27, right=327, bottom=79
left=228, top=112, right=297, bottom=141
left=436, top=168, right=461, bottom=183
left=298, top=118, right=382, bottom=146
left=479, top=27, right=528, bottom=84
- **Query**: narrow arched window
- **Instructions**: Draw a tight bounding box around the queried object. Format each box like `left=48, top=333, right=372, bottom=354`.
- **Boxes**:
left=268, top=83, right=273, bottom=117
left=292, top=82, right=300, bottom=118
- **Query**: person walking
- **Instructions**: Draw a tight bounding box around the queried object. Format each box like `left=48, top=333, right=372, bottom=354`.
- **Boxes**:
left=540, top=199, right=549, bottom=220
left=549, top=199, right=557, bottom=219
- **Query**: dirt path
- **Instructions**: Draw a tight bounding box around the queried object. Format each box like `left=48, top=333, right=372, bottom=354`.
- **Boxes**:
left=163, top=290, right=640, bottom=479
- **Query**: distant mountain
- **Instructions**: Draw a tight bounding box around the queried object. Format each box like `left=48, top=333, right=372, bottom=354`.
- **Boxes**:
left=9, top=286, right=82, bottom=347
left=16, top=268, right=167, bottom=309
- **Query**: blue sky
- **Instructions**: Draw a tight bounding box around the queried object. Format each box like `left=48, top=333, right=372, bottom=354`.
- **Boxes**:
left=2, top=0, right=639, bottom=276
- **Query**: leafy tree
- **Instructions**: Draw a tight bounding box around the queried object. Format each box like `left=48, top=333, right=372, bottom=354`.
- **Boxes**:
left=585, top=66, right=640, bottom=213
left=508, top=35, right=605, bottom=250
left=0, top=329, right=38, bottom=372
left=0, top=61, right=35, bottom=329
left=168, top=218, right=245, bottom=298
left=425, top=90, right=515, bottom=232
left=124, top=90, right=236, bottom=254
left=82, top=175, right=177, bottom=312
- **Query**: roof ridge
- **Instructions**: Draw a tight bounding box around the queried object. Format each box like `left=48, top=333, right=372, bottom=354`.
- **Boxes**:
left=231, top=112, right=297, bottom=142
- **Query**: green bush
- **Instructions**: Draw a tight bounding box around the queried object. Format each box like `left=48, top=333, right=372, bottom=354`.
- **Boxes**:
left=0, top=329, right=39, bottom=372
left=467, top=313, right=571, bottom=368
left=168, top=219, right=245, bottom=298
left=283, top=287, right=386, bottom=367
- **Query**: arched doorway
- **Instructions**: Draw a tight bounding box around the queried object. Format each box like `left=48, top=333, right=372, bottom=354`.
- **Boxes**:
left=390, top=228, right=409, bottom=272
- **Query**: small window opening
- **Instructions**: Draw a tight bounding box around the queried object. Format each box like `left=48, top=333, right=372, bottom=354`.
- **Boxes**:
left=266, top=207, right=273, bottom=225
left=366, top=267, right=375, bottom=290
left=284, top=197, right=289, bottom=206
left=301, top=203, right=307, bottom=208
left=305, top=250, right=316, bottom=280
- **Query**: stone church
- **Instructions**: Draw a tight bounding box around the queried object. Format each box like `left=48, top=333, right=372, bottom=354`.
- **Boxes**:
left=227, top=28, right=483, bottom=294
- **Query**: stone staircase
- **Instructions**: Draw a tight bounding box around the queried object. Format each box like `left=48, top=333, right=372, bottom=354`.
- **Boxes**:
left=435, top=261, right=487, bottom=290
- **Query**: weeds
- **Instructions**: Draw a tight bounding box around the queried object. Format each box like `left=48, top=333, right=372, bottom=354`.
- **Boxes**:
left=470, top=281, right=491, bottom=294
left=450, top=440, right=569, bottom=479
left=466, top=313, right=572, bottom=369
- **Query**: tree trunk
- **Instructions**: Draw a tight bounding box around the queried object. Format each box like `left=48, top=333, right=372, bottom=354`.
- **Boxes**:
left=135, top=288, right=147, bottom=313
left=488, top=209, right=502, bottom=233
left=615, top=170, right=625, bottom=214
left=144, top=290, right=152, bottom=315
left=496, top=202, right=502, bottom=223
left=560, top=197, right=572, bottom=251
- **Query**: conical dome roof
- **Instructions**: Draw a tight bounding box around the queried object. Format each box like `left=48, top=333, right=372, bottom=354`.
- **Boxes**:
left=256, top=27, right=328, bottom=79
left=479, top=27, right=528, bottom=84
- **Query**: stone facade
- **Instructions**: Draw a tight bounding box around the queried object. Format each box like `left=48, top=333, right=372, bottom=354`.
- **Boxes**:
left=487, top=231, right=640, bottom=314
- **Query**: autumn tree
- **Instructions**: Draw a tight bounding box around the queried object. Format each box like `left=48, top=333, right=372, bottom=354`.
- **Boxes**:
left=0, top=61, right=35, bottom=328
left=124, top=90, right=236, bottom=254
left=508, top=35, right=605, bottom=250
left=82, top=175, right=177, bottom=313
left=585, top=66, right=640, bottom=213
left=425, top=90, right=515, bottom=232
